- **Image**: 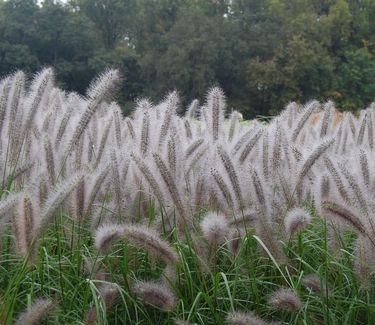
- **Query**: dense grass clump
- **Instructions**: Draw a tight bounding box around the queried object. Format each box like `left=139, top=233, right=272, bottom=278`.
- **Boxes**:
left=0, top=69, right=374, bottom=324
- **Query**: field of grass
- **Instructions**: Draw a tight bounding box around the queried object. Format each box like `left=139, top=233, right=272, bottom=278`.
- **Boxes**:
left=1, top=209, right=374, bottom=324
left=0, top=69, right=374, bottom=324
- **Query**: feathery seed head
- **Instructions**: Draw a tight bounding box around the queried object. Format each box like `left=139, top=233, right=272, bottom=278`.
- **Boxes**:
left=302, top=274, right=329, bottom=295
left=226, top=311, right=266, bottom=325
left=94, top=223, right=124, bottom=253
left=133, top=280, right=177, bottom=311
left=284, top=207, right=312, bottom=237
left=15, top=298, right=55, bottom=325
left=268, top=288, right=302, bottom=312
left=200, top=212, right=229, bottom=244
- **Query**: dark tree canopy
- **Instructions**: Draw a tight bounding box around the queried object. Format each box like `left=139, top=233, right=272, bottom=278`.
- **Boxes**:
left=0, top=0, right=373, bottom=117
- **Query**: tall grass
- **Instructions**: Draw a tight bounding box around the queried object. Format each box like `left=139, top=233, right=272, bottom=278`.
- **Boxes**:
left=0, top=69, right=374, bottom=324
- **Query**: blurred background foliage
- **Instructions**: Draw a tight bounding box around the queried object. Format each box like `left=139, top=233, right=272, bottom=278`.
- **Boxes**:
left=0, top=0, right=373, bottom=117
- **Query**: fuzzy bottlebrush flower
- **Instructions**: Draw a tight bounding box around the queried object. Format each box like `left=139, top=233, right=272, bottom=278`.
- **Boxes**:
left=228, top=111, right=241, bottom=142
left=268, top=288, right=302, bottom=312
left=200, top=212, right=229, bottom=245
left=168, top=135, right=178, bottom=176
left=302, top=274, right=329, bottom=296
left=206, top=87, right=225, bottom=142
left=43, top=136, right=55, bottom=185
left=359, top=149, right=370, bottom=187
left=54, top=106, right=73, bottom=148
left=0, top=74, right=11, bottom=111
left=319, top=101, right=334, bottom=138
left=125, top=117, right=135, bottom=138
left=354, top=235, right=375, bottom=289
left=322, top=201, right=367, bottom=236
left=153, top=152, right=188, bottom=227
left=226, top=311, right=267, bottom=325
left=0, top=191, right=23, bottom=231
left=210, top=168, right=235, bottom=210
left=83, top=164, right=110, bottom=219
left=323, top=156, right=350, bottom=203
left=132, top=280, right=177, bottom=311
left=94, top=223, right=124, bottom=254
left=284, top=207, right=312, bottom=237
left=230, top=208, right=258, bottom=229
left=217, top=145, right=243, bottom=207
left=291, top=100, right=319, bottom=142
left=238, top=128, right=263, bottom=164
left=15, top=298, right=55, bottom=325
left=111, top=103, right=122, bottom=148
left=186, top=98, right=199, bottom=119
left=122, top=224, right=180, bottom=268
left=36, top=172, right=85, bottom=236
left=158, top=91, right=179, bottom=147
left=131, top=153, right=165, bottom=206
left=23, top=68, right=54, bottom=133
left=12, top=194, right=37, bottom=259
left=140, top=110, right=150, bottom=157
left=65, top=69, right=120, bottom=151
left=296, top=137, right=335, bottom=190
left=184, top=119, right=193, bottom=138
left=94, top=223, right=179, bottom=270
left=338, top=162, right=368, bottom=213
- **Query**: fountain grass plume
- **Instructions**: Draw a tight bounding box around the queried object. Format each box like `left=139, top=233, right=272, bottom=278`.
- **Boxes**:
left=291, top=100, right=318, bottom=142
left=226, top=311, right=267, bottom=325
left=140, top=110, right=150, bottom=157
left=302, top=274, right=329, bottom=295
left=323, top=156, right=350, bottom=203
left=153, top=152, right=188, bottom=228
left=322, top=201, right=367, bottom=236
left=37, top=172, right=85, bottom=236
left=95, top=223, right=179, bottom=269
left=84, top=164, right=110, bottom=219
left=357, top=112, right=367, bottom=145
left=319, top=101, right=334, bottom=138
left=239, top=128, right=263, bottom=164
left=15, top=298, right=55, bottom=325
left=338, top=162, right=368, bottom=213
left=284, top=207, right=312, bottom=237
left=296, top=138, right=335, bottom=192
left=359, top=149, right=370, bottom=187
left=131, top=153, right=166, bottom=206
left=206, top=87, right=225, bottom=142
left=185, top=138, right=204, bottom=159
left=132, top=280, right=177, bottom=311
left=200, top=211, right=229, bottom=245
left=210, top=168, right=235, bottom=210
left=218, top=145, right=243, bottom=208
left=65, top=69, right=120, bottom=152
left=268, top=287, right=302, bottom=312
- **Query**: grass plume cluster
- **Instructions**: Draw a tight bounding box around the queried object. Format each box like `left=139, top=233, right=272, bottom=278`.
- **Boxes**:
left=0, top=69, right=374, bottom=324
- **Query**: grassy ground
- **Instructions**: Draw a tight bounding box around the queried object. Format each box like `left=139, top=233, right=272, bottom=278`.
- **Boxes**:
left=0, top=209, right=374, bottom=325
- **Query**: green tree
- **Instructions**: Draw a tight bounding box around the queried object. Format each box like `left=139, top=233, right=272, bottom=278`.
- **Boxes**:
left=0, top=0, right=373, bottom=116
left=0, top=0, right=40, bottom=73
left=247, top=36, right=335, bottom=115
left=73, top=0, right=136, bottom=49
left=337, top=48, right=375, bottom=110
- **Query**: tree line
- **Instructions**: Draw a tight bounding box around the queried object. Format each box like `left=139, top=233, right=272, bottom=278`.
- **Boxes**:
left=0, top=0, right=374, bottom=117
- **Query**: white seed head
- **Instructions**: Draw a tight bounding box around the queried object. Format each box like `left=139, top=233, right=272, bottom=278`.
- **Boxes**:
left=284, top=207, right=312, bottom=237
left=200, top=212, right=229, bottom=244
